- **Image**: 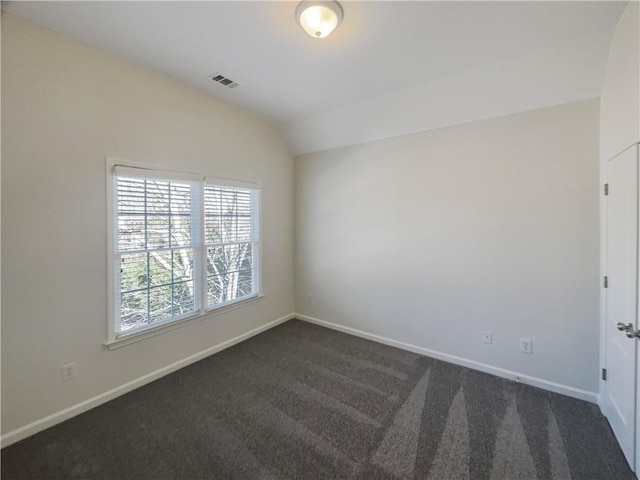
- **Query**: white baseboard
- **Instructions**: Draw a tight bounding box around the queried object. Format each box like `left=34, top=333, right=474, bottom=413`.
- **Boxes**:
left=3, top=311, right=599, bottom=448
left=295, top=313, right=599, bottom=404
left=1, top=313, right=295, bottom=448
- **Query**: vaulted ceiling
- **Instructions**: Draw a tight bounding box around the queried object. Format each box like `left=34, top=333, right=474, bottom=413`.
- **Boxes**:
left=4, top=1, right=628, bottom=154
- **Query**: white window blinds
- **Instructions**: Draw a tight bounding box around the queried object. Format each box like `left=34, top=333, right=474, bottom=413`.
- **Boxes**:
left=204, top=183, right=259, bottom=308
left=115, top=176, right=200, bottom=332
left=110, top=164, right=260, bottom=339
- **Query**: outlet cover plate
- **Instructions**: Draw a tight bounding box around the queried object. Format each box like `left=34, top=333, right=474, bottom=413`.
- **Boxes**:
left=520, top=338, right=533, bottom=354
left=62, top=362, right=76, bottom=382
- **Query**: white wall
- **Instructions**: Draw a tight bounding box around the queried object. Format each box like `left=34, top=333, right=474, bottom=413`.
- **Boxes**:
left=599, top=0, right=640, bottom=396
left=600, top=1, right=640, bottom=163
left=295, top=99, right=600, bottom=397
left=281, top=43, right=611, bottom=156
left=599, top=2, right=640, bottom=470
left=599, top=1, right=640, bottom=375
left=1, top=13, right=294, bottom=440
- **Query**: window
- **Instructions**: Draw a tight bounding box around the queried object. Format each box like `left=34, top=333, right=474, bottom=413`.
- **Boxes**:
left=109, top=164, right=260, bottom=342
left=204, top=184, right=258, bottom=308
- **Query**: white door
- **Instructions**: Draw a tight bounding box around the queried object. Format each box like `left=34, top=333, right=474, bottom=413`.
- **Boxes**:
left=603, top=143, right=639, bottom=468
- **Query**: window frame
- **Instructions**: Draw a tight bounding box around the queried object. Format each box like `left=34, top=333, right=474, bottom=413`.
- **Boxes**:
left=105, top=158, right=262, bottom=349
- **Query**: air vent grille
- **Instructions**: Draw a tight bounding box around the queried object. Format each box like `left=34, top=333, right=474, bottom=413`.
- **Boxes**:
left=209, top=73, right=239, bottom=89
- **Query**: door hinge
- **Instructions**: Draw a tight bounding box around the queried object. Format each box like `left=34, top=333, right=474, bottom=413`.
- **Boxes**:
left=604, top=276, right=608, bottom=288
left=602, top=368, right=607, bottom=381
left=604, top=183, right=609, bottom=195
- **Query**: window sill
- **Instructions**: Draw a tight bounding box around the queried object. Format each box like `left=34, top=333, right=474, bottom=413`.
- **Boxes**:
left=105, top=294, right=264, bottom=350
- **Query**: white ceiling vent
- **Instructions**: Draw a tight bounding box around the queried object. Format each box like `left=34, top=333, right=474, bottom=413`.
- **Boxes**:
left=209, top=73, right=239, bottom=89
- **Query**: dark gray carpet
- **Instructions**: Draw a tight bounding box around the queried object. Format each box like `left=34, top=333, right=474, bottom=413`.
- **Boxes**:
left=2, top=319, right=635, bottom=480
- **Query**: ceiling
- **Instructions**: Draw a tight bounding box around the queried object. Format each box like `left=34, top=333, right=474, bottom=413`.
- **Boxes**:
left=3, top=1, right=628, bottom=154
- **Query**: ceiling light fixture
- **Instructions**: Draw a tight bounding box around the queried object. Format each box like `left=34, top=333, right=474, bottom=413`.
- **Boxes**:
left=295, top=1, right=343, bottom=39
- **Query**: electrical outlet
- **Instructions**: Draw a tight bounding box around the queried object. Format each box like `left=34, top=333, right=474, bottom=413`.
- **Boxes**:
left=520, top=338, right=533, bottom=354
left=61, top=362, right=76, bottom=382
left=482, top=331, right=492, bottom=344
left=307, top=293, right=313, bottom=304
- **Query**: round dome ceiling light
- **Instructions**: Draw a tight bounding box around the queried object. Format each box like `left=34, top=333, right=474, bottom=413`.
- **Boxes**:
left=295, top=1, right=343, bottom=39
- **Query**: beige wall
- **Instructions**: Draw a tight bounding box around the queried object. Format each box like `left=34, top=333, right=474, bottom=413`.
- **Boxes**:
left=295, top=99, right=600, bottom=396
left=1, top=14, right=294, bottom=438
left=2, top=3, right=615, bottom=444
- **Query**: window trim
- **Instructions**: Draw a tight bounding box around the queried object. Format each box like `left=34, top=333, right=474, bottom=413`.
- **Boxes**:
left=105, top=157, right=262, bottom=348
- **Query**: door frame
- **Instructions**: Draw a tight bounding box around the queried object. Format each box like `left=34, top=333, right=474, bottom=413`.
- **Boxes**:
left=637, top=142, right=640, bottom=476
left=600, top=141, right=640, bottom=474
